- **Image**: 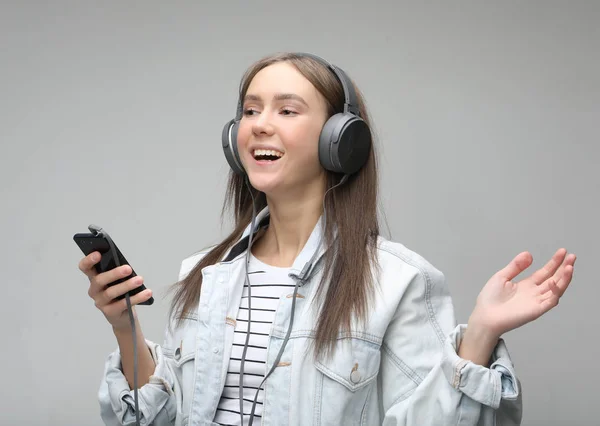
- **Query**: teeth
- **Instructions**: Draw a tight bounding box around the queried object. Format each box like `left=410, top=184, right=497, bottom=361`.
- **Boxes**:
left=253, top=149, right=283, bottom=158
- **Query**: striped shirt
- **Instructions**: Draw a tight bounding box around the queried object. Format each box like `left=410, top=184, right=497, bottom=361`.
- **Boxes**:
left=213, top=253, right=296, bottom=426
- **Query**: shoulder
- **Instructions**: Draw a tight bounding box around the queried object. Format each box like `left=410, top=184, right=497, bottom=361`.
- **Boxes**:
left=374, top=235, right=446, bottom=288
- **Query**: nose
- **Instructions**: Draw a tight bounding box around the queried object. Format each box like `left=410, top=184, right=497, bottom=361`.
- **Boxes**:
left=252, top=110, right=275, bottom=137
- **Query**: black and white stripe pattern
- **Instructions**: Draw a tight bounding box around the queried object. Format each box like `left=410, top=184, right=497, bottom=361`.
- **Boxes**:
left=213, top=254, right=295, bottom=426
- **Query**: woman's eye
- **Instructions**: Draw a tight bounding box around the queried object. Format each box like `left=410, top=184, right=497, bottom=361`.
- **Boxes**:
left=281, top=109, right=296, bottom=116
left=243, top=108, right=258, bottom=116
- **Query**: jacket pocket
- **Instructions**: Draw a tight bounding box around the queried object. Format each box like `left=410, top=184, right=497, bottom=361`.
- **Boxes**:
left=314, top=338, right=381, bottom=425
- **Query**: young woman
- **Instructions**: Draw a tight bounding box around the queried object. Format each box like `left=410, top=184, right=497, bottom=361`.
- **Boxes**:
left=79, top=52, right=576, bottom=426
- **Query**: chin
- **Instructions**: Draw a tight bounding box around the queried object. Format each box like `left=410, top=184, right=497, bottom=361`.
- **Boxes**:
left=247, top=173, right=282, bottom=195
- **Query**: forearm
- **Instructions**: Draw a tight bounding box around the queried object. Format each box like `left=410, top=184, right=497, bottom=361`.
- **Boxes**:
left=113, top=319, right=156, bottom=389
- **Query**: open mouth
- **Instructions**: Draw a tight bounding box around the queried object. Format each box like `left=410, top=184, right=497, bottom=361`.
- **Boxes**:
left=253, top=149, right=284, bottom=162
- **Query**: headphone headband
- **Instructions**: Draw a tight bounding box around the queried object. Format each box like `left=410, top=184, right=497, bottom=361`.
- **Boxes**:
left=294, top=53, right=361, bottom=116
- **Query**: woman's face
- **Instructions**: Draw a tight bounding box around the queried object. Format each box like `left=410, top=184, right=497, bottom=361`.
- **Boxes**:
left=236, top=61, right=329, bottom=199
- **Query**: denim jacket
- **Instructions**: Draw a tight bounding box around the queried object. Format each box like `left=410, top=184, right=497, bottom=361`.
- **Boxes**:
left=98, top=207, right=522, bottom=425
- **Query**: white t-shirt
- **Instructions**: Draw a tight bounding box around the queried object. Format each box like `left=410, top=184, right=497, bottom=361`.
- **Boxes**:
left=213, top=253, right=296, bottom=426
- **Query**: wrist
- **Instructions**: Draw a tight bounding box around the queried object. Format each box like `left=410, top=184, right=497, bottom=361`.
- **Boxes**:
left=464, top=321, right=501, bottom=350
left=112, top=321, right=136, bottom=337
left=467, top=306, right=505, bottom=341
left=457, top=316, right=501, bottom=367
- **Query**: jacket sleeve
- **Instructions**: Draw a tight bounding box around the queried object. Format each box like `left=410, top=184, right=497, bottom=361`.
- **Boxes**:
left=98, top=337, right=178, bottom=425
left=97, top=253, right=205, bottom=425
left=381, top=261, right=523, bottom=426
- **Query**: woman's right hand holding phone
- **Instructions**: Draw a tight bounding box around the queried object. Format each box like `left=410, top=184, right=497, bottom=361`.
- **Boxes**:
left=78, top=251, right=153, bottom=331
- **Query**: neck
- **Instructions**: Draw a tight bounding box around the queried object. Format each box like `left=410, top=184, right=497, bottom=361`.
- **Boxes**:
left=252, top=181, right=326, bottom=268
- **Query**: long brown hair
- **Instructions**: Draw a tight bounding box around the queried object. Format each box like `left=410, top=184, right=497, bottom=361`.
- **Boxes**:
left=169, top=52, right=381, bottom=358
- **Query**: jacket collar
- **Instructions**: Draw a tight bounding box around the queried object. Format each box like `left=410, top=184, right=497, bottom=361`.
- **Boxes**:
left=222, top=206, right=333, bottom=285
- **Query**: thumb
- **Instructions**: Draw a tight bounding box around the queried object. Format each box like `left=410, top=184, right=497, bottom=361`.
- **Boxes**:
left=497, top=251, right=533, bottom=281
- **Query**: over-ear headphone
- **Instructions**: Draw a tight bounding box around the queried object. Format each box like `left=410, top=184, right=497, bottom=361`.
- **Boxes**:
left=221, top=52, right=372, bottom=176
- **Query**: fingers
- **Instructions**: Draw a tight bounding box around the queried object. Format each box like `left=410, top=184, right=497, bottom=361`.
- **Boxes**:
left=497, top=251, right=533, bottom=281
left=553, top=263, right=575, bottom=296
left=556, top=253, right=577, bottom=278
left=79, top=251, right=101, bottom=278
left=101, top=288, right=153, bottom=320
left=96, top=274, right=145, bottom=307
left=87, top=264, right=132, bottom=299
left=95, top=264, right=133, bottom=288
left=537, top=277, right=561, bottom=297
left=103, top=276, right=145, bottom=306
left=535, top=251, right=575, bottom=297
left=530, top=248, right=567, bottom=285
left=538, top=260, right=574, bottom=306
left=538, top=279, right=561, bottom=312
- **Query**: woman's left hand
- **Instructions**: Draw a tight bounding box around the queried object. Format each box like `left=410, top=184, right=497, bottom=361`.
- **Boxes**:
left=469, top=248, right=576, bottom=339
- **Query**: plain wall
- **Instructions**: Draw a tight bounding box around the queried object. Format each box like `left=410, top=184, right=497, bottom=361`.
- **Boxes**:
left=1, top=1, right=598, bottom=425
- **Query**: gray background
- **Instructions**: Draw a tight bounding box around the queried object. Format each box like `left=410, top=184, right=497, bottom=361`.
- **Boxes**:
left=1, top=1, right=598, bottom=425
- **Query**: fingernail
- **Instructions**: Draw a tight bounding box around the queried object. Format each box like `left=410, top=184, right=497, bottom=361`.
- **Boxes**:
left=91, top=253, right=100, bottom=262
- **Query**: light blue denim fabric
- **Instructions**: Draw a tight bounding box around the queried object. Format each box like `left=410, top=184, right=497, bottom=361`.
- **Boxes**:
left=98, top=207, right=522, bottom=425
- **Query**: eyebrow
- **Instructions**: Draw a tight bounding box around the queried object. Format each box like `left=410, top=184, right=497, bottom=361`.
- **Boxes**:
left=243, top=93, right=309, bottom=107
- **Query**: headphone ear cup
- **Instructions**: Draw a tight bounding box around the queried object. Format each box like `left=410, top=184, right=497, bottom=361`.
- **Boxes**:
left=221, top=119, right=246, bottom=175
left=319, top=113, right=372, bottom=174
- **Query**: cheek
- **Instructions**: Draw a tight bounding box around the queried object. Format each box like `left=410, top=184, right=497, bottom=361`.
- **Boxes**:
left=284, top=123, right=322, bottom=155
left=236, top=121, right=251, bottom=149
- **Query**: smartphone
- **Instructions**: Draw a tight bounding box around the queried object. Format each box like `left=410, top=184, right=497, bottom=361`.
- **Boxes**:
left=73, top=231, right=154, bottom=305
